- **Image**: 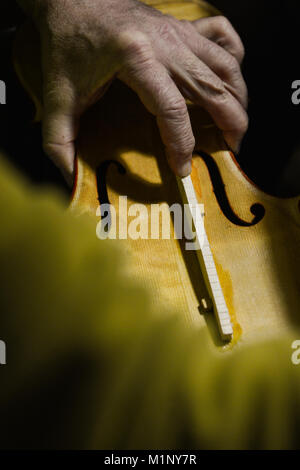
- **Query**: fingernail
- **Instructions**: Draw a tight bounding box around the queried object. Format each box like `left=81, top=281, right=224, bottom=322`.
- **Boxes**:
left=178, top=160, right=192, bottom=178
left=227, top=140, right=241, bottom=155
left=235, top=140, right=242, bottom=154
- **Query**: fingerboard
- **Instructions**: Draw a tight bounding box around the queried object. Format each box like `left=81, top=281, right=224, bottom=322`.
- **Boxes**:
left=177, top=175, right=233, bottom=341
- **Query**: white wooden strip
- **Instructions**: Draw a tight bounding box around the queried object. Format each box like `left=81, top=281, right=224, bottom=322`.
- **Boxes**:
left=177, top=175, right=233, bottom=341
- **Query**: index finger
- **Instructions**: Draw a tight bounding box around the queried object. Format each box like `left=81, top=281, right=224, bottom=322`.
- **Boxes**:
left=118, top=36, right=195, bottom=176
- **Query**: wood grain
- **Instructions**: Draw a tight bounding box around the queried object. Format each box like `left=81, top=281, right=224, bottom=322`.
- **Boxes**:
left=14, top=0, right=300, bottom=349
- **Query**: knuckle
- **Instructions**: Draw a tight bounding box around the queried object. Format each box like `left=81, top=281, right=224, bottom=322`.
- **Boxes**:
left=179, top=19, right=192, bottom=30
left=162, top=99, right=188, bottom=119
left=209, top=87, right=232, bottom=109
left=204, top=80, right=228, bottom=102
left=224, top=54, right=241, bottom=77
left=214, top=16, right=245, bottom=62
left=156, top=20, right=176, bottom=40
left=179, top=19, right=189, bottom=26
left=164, top=15, right=181, bottom=32
left=215, top=15, right=232, bottom=32
left=169, top=134, right=195, bottom=160
left=231, top=112, right=248, bottom=135
left=118, top=31, right=153, bottom=63
left=184, top=135, right=196, bottom=154
left=182, top=133, right=195, bottom=151
left=235, top=42, right=245, bottom=62
left=227, top=38, right=245, bottom=64
left=238, top=114, right=249, bottom=134
left=172, top=146, right=194, bottom=163
left=43, top=141, right=62, bottom=160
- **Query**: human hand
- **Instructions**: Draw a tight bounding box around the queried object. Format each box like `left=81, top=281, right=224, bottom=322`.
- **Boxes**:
left=18, top=0, right=248, bottom=183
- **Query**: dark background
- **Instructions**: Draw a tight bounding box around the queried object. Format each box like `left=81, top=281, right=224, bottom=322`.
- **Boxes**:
left=213, top=0, right=300, bottom=197
left=0, top=0, right=299, bottom=197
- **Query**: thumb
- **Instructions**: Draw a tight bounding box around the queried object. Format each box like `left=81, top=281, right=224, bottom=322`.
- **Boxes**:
left=42, top=98, right=79, bottom=187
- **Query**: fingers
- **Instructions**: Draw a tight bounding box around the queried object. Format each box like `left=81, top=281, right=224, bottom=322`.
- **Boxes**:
left=191, top=16, right=245, bottom=64
left=172, top=19, right=248, bottom=109
left=169, top=50, right=248, bottom=153
left=42, top=83, right=79, bottom=186
left=40, top=14, right=247, bottom=185
left=118, top=33, right=195, bottom=177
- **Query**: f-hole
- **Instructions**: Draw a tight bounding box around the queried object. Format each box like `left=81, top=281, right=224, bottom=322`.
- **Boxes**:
left=195, top=150, right=265, bottom=227
left=96, top=160, right=126, bottom=232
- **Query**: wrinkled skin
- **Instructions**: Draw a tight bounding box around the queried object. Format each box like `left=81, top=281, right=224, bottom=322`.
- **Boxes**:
left=18, top=0, right=248, bottom=184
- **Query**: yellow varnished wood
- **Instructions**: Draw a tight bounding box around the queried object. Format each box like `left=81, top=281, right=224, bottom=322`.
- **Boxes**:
left=14, top=0, right=300, bottom=348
